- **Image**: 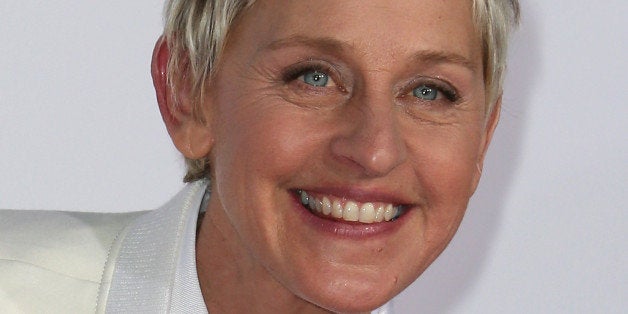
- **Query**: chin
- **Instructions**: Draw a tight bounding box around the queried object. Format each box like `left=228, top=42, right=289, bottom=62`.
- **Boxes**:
left=305, top=283, right=395, bottom=314
left=288, top=257, right=412, bottom=313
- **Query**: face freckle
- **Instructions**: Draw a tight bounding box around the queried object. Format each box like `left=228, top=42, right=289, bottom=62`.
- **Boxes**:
left=200, top=0, right=496, bottom=312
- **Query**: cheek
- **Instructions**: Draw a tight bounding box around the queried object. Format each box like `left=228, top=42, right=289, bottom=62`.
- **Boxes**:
left=407, top=123, right=484, bottom=226
left=414, top=122, right=483, bottom=191
left=209, top=96, right=329, bottom=248
left=215, top=105, right=315, bottom=184
left=208, top=101, right=311, bottom=257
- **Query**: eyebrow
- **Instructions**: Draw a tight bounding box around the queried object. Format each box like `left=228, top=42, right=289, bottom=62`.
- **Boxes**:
left=262, top=35, right=477, bottom=73
left=411, top=50, right=478, bottom=74
left=262, top=35, right=350, bottom=53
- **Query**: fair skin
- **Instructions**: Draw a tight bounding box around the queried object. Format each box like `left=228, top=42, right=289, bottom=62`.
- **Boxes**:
left=152, top=0, right=500, bottom=313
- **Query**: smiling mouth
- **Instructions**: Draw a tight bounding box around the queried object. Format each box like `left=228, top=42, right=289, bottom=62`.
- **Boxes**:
left=296, top=190, right=406, bottom=224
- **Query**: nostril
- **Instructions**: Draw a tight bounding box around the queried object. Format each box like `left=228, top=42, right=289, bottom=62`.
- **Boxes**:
left=330, top=135, right=406, bottom=178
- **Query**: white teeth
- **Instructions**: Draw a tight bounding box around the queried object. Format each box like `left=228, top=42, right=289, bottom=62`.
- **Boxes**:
left=359, top=203, right=375, bottom=223
left=322, top=197, right=332, bottom=215
left=343, top=201, right=359, bottom=222
left=384, top=204, right=394, bottom=221
left=298, top=190, right=401, bottom=224
left=332, top=200, right=343, bottom=219
left=374, top=204, right=385, bottom=222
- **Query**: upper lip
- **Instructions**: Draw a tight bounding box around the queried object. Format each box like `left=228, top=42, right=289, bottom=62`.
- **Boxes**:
left=294, top=186, right=414, bottom=206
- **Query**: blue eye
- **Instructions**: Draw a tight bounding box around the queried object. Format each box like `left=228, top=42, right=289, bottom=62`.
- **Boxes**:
left=413, top=85, right=439, bottom=100
left=301, top=71, right=330, bottom=87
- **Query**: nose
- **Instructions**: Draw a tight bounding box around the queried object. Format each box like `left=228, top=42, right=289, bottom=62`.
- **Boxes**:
left=330, top=94, right=407, bottom=178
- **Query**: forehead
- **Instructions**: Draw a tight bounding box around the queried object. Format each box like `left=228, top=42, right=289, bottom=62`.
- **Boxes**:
left=233, top=0, right=481, bottom=67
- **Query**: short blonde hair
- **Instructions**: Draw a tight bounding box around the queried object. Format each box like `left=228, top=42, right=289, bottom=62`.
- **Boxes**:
left=162, top=0, right=520, bottom=182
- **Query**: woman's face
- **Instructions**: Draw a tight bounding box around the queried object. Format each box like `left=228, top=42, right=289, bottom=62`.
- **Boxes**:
left=204, top=0, right=495, bottom=311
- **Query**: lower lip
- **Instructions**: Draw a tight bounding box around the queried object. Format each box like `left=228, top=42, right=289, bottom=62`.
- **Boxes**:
left=291, top=192, right=406, bottom=239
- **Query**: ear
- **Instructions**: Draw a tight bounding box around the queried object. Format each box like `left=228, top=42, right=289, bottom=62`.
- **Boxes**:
left=470, top=96, right=502, bottom=192
left=151, top=36, right=213, bottom=159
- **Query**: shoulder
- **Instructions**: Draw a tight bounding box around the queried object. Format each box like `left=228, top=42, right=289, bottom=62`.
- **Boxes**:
left=0, top=181, right=208, bottom=313
left=0, top=209, right=146, bottom=313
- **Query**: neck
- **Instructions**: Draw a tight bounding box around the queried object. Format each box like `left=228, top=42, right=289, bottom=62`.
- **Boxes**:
left=195, top=198, right=333, bottom=314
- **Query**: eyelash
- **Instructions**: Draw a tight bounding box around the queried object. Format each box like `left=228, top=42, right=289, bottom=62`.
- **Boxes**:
left=280, top=62, right=460, bottom=103
left=410, top=80, right=459, bottom=102
left=281, top=62, right=337, bottom=84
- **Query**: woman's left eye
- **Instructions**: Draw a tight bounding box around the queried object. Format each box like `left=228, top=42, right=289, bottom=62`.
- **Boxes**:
left=413, top=85, right=439, bottom=100
left=300, top=70, right=332, bottom=87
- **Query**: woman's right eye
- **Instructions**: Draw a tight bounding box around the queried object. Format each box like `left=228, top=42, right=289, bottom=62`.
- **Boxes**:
left=298, top=70, right=334, bottom=87
left=413, top=84, right=439, bottom=100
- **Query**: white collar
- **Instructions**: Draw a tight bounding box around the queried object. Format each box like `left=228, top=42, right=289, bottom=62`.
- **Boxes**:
left=104, top=180, right=207, bottom=313
left=103, top=180, right=392, bottom=313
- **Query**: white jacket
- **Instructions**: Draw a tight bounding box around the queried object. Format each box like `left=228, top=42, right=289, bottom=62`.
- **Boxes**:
left=0, top=181, right=208, bottom=313
left=0, top=181, right=393, bottom=313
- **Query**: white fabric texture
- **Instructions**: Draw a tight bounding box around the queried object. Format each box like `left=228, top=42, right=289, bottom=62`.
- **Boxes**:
left=0, top=180, right=394, bottom=313
left=102, top=180, right=207, bottom=313
left=0, top=209, right=143, bottom=313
